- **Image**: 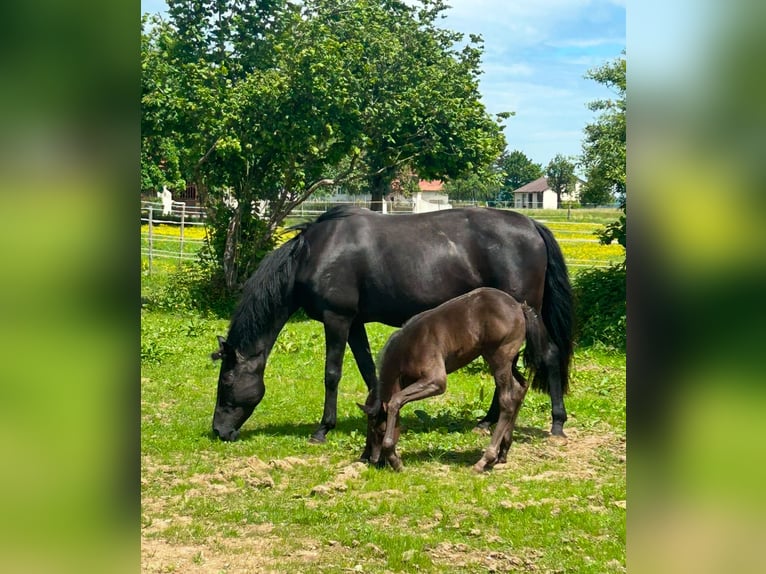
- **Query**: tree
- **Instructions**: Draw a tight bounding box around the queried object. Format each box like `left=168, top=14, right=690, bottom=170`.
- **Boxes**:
left=498, top=150, right=543, bottom=194
left=545, top=154, right=577, bottom=209
left=141, top=0, right=507, bottom=290
left=579, top=172, right=615, bottom=206
left=442, top=168, right=503, bottom=203
left=580, top=52, right=626, bottom=248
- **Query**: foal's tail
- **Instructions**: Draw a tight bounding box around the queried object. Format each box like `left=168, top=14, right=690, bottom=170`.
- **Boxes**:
left=532, top=220, right=574, bottom=394
left=521, top=304, right=546, bottom=386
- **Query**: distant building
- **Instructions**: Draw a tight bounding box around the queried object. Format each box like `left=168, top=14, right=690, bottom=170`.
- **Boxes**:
left=413, top=179, right=451, bottom=212
left=512, top=176, right=584, bottom=209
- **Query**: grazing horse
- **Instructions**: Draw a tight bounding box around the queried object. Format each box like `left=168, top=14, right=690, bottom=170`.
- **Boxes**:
left=360, top=287, right=545, bottom=471
left=211, top=206, right=572, bottom=444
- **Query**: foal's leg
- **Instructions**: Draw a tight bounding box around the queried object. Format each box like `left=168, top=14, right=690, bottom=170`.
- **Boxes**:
left=381, top=374, right=447, bottom=468
left=474, top=373, right=527, bottom=472
left=310, top=313, right=352, bottom=444
left=475, top=362, right=525, bottom=433
left=474, top=345, right=524, bottom=472
left=496, top=376, right=530, bottom=464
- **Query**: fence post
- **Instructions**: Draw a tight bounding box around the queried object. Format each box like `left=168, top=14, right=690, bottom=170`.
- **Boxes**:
left=147, top=204, right=154, bottom=275
left=179, top=202, right=186, bottom=263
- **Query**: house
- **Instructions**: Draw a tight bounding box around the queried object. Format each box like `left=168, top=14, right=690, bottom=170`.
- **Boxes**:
left=327, top=178, right=452, bottom=212
left=412, top=179, right=451, bottom=212
left=512, top=176, right=583, bottom=209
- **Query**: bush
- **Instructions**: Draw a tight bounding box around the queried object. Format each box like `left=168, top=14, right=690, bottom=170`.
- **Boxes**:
left=572, top=263, right=626, bottom=351
left=145, top=259, right=236, bottom=317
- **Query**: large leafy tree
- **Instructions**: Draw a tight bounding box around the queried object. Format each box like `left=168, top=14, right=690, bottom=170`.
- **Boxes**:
left=141, top=0, right=506, bottom=289
left=499, top=150, right=544, bottom=193
left=441, top=167, right=503, bottom=203
left=580, top=53, right=626, bottom=248
left=495, top=149, right=543, bottom=203
left=545, top=154, right=577, bottom=209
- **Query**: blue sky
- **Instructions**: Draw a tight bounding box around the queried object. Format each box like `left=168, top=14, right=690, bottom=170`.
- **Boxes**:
left=141, top=0, right=625, bottom=172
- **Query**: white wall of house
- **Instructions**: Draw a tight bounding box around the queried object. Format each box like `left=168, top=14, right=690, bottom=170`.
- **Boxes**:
left=513, top=180, right=583, bottom=209
left=413, top=191, right=452, bottom=213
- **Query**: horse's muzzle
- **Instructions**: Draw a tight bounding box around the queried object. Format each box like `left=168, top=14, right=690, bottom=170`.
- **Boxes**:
left=213, top=425, right=240, bottom=442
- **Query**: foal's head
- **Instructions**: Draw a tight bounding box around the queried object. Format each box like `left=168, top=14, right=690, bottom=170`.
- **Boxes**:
left=359, top=396, right=400, bottom=467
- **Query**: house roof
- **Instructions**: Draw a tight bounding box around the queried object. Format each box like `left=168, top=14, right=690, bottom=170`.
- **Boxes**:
left=418, top=179, right=444, bottom=192
left=513, top=176, right=550, bottom=193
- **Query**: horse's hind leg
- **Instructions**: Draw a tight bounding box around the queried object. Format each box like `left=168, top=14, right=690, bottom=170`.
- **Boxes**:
left=475, top=358, right=526, bottom=433
left=544, top=343, right=568, bottom=442
left=348, top=320, right=379, bottom=461
left=496, top=375, right=529, bottom=464
left=310, top=313, right=352, bottom=444
left=474, top=347, right=525, bottom=472
left=475, top=388, right=500, bottom=433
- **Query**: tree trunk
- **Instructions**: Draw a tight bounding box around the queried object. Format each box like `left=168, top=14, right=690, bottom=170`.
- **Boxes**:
left=223, top=205, right=242, bottom=290
left=369, top=172, right=388, bottom=212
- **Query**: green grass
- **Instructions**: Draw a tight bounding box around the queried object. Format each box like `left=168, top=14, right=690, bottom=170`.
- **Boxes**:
left=141, top=308, right=625, bottom=573
left=141, top=207, right=625, bottom=572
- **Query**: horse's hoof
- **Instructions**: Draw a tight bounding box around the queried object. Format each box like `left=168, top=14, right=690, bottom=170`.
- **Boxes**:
left=472, top=425, right=491, bottom=436
left=308, top=435, right=326, bottom=444
left=472, top=462, right=487, bottom=473
left=547, top=434, right=568, bottom=446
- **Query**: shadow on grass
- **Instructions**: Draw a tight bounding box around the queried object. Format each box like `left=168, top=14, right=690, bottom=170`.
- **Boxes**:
left=210, top=410, right=547, bottom=446
left=376, top=425, right=549, bottom=469
left=224, top=415, right=368, bottom=443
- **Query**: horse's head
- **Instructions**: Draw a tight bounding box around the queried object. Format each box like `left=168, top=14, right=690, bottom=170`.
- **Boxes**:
left=210, top=335, right=265, bottom=441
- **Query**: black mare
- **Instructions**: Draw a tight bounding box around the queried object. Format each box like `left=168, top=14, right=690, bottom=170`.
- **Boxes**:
left=211, top=206, right=573, bottom=445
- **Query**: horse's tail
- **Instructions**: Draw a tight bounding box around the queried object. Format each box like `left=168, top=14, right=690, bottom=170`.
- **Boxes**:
left=521, top=304, right=546, bottom=384
left=531, top=220, right=574, bottom=394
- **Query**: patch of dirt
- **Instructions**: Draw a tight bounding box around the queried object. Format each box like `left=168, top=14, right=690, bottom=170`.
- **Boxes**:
left=142, top=533, right=280, bottom=574
left=492, top=426, right=625, bottom=484
left=427, top=541, right=542, bottom=572
left=309, top=461, right=367, bottom=496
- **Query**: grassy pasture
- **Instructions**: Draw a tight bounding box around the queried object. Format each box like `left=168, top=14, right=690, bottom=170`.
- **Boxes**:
left=141, top=208, right=625, bottom=573
left=141, top=316, right=625, bottom=573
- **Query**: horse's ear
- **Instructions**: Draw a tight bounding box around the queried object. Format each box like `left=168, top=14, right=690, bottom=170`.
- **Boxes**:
left=211, top=335, right=230, bottom=361
left=357, top=402, right=380, bottom=415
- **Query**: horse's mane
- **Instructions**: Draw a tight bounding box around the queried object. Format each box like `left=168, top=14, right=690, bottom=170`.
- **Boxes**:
left=228, top=206, right=373, bottom=351
left=226, top=233, right=306, bottom=351
left=288, top=205, right=372, bottom=234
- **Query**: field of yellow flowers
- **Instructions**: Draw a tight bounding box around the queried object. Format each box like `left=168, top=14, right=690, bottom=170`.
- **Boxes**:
left=141, top=215, right=624, bottom=273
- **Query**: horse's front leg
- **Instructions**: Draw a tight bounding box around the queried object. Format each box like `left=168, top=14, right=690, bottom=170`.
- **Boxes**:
left=310, top=314, right=352, bottom=444
left=347, top=320, right=378, bottom=461
left=382, top=374, right=447, bottom=454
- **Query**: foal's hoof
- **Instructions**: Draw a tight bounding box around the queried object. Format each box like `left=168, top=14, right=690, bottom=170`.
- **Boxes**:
left=472, top=423, right=491, bottom=436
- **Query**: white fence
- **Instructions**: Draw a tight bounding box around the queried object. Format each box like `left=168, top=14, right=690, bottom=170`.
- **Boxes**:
left=140, top=201, right=207, bottom=273
left=140, top=199, right=620, bottom=272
